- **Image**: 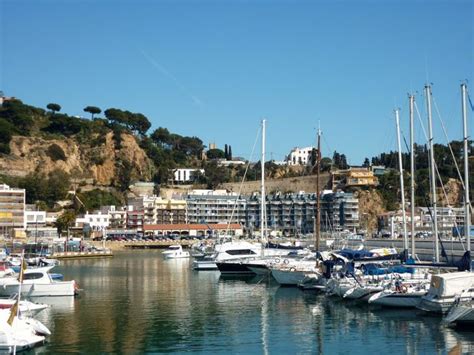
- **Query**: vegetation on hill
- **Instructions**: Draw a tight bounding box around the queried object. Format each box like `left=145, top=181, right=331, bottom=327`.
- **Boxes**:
left=0, top=98, right=471, bottom=213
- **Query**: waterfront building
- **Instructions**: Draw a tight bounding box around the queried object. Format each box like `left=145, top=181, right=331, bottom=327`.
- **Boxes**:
left=244, top=191, right=359, bottom=236
left=246, top=191, right=316, bottom=236
left=0, top=183, right=26, bottom=236
left=100, top=205, right=127, bottom=229
left=186, top=189, right=247, bottom=225
left=143, top=223, right=243, bottom=238
left=126, top=209, right=144, bottom=234
left=320, top=191, right=359, bottom=232
left=143, top=196, right=187, bottom=225
left=75, top=211, right=110, bottom=234
left=286, top=146, right=315, bottom=166
left=25, top=209, right=46, bottom=229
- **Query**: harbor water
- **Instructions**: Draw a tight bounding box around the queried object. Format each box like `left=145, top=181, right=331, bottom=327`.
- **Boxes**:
left=31, top=251, right=474, bottom=354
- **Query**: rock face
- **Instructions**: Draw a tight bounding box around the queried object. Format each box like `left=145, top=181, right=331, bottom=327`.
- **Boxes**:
left=355, top=189, right=386, bottom=236
left=0, top=132, right=153, bottom=185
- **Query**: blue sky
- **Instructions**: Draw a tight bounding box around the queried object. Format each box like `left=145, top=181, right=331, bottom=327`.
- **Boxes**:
left=1, top=0, right=473, bottom=165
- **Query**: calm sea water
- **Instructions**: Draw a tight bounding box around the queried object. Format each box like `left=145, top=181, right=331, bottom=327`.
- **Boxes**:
left=29, top=251, right=473, bottom=354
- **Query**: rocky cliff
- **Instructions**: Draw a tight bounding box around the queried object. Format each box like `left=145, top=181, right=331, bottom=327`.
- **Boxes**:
left=0, top=132, right=153, bottom=186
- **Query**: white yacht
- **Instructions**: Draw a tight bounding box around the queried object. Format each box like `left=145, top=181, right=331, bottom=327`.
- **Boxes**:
left=0, top=266, right=77, bottom=297
left=444, top=299, right=474, bottom=325
left=0, top=308, right=50, bottom=353
left=417, top=271, right=474, bottom=314
left=162, top=245, right=190, bottom=259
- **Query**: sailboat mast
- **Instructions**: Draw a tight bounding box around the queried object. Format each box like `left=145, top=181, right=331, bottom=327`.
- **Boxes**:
left=425, top=85, right=440, bottom=263
left=409, top=94, right=416, bottom=257
left=261, top=119, right=266, bottom=248
left=316, top=127, right=321, bottom=252
left=461, top=83, right=471, bottom=263
left=395, top=108, right=408, bottom=254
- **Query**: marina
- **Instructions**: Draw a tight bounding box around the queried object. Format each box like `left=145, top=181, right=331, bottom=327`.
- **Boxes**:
left=26, top=250, right=474, bottom=353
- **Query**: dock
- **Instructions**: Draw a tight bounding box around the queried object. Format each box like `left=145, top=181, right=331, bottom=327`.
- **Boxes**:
left=51, top=250, right=114, bottom=259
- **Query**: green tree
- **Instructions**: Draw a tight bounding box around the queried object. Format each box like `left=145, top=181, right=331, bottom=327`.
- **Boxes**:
left=228, top=145, right=232, bottom=160
left=320, top=157, right=332, bottom=172
left=55, top=209, right=76, bottom=236
left=207, top=148, right=225, bottom=160
left=83, top=106, right=101, bottom=119
left=151, top=127, right=171, bottom=147
left=362, top=158, right=370, bottom=167
left=47, top=103, right=61, bottom=114
left=204, top=161, right=229, bottom=189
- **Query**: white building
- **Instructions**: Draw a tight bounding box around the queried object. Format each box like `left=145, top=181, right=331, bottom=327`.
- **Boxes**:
left=173, top=168, right=205, bottom=184
left=0, top=184, right=26, bottom=232
left=25, top=210, right=46, bottom=228
left=286, top=146, right=315, bottom=166
left=75, top=211, right=110, bottom=232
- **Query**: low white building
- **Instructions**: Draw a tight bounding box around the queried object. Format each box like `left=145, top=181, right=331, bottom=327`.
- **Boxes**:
left=25, top=210, right=46, bottom=228
left=75, top=211, right=110, bottom=232
left=173, top=168, right=204, bottom=183
left=286, top=146, right=315, bottom=166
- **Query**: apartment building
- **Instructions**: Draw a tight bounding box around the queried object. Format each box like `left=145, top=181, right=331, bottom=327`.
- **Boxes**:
left=0, top=184, right=26, bottom=236
left=186, top=189, right=247, bottom=225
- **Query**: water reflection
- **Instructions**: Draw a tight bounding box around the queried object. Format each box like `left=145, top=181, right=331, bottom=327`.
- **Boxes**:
left=26, top=251, right=474, bottom=353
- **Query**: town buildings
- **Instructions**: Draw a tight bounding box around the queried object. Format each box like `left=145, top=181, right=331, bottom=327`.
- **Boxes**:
left=286, top=146, right=315, bottom=166
left=0, top=184, right=26, bottom=236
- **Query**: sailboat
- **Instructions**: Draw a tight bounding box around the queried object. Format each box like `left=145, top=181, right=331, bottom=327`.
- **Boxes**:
left=216, top=119, right=292, bottom=275
left=418, top=83, right=473, bottom=314
left=270, top=127, right=324, bottom=286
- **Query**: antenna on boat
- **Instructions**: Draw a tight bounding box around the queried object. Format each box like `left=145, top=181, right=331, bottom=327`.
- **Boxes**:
left=461, top=82, right=471, bottom=270
left=425, top=84, right=440, bottom=263
left=261, top=119, right=267, bottom=255
left=315, top=123, right=322, bottom=253
left=394, top=108, right=408, bottom=260
left=409, top=94, right=416, bottom=258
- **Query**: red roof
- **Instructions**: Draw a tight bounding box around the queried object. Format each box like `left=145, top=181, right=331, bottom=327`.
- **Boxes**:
left=143, top=223, right=242, bottom=231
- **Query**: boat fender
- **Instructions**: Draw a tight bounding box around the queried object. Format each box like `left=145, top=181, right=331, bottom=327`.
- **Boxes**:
left=274, top=258, right=281, bottom=264
left=283, top=259, right=289, bottom=265
left=290, top=267, right=296, bottom=272
left=401, top=285, right=407, bottom=293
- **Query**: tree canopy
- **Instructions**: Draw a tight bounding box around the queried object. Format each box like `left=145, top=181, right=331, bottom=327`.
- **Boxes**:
left=47, top=103, right=61, bottom=114
left=84, top=106, right=101, bottom=119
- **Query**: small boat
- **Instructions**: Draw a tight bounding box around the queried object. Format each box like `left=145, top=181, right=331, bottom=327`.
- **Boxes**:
left=417, top=271, right=474, bottom=314
left=0, top=266, right=78, bottom=297
left=368, top=276, right=430, bottom=308
left=162, top=245, right=190, bottom=259
left=0, top=309, right=50, bottom=353
left=444, top=298, right=474, bottom=325
left=0, top=298, right=49, bottom=316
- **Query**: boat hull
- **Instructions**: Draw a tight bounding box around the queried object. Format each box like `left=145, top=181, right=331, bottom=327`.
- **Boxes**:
left=0, top=282, right=76, bottom=297
left=369, top=291, right=425, bottom=308
left=216, top=262, right=255, bottom=275
left=271, top=268, right=307, bottom=286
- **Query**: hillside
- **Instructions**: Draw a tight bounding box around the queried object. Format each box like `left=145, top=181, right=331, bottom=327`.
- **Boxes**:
left=1, top=132, right=153, bottom=185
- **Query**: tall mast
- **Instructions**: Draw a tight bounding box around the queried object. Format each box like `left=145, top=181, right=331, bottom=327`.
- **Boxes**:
left=316, top=126, right=321, bottom=252
left=395, top=108, right=408, bottom=256
left=461, top=83, right=471, bottom=267
left=261, top=119, right=266, bottom=250
left=425, top=85, right=440, bottom=263
left=409, top=94, right=416, bottom=257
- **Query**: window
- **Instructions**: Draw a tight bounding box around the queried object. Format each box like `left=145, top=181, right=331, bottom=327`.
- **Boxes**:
left=23, top=273, right=44, bottom=280
left=226, top=249, right=257, bottom=256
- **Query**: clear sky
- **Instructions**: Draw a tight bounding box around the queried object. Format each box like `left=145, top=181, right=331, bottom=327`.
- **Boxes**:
left=1, top=0, right=473, bottom=165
